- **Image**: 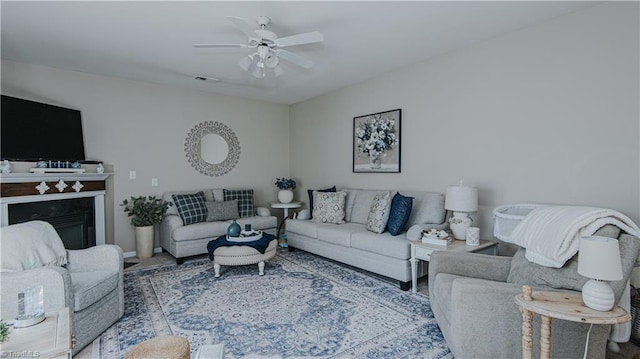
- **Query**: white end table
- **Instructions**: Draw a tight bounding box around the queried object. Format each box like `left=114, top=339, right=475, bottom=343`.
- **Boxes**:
left=270, top=202, right=302, bottom=246
left=410, top=239, right=498, bottom=293
left=0, top=307, right=72, bottom=359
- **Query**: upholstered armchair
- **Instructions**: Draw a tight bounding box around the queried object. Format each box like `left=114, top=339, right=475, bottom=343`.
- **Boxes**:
left=0, top=221, right=124, bottom=354
left=428, top=228, right=640, bottom=359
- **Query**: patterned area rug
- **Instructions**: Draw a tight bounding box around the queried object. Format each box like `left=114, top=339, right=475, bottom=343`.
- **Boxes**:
left=99, top=249, right=452, bottom=358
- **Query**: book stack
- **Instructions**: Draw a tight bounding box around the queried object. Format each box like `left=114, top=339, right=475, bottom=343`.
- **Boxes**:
left=421, top=235, right=453, bottom=247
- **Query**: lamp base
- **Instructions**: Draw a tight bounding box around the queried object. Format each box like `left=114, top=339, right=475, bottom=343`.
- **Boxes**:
left=582, top=279, right=615, bottom=311
left=449, top=212, right=472, bottom=240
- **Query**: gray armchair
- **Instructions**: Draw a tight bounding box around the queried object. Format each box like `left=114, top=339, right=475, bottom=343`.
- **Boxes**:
left=0, top=221, right=124, bottom=354
left=428, top=229, right=640, bottom=359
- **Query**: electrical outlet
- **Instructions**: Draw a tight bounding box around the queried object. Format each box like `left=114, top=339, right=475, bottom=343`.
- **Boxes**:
left=151, top=178, right=158, bottom=187
left=129, top=171, right=136, bottom=180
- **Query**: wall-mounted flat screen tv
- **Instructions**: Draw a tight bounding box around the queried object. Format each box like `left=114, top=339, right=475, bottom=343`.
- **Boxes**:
left=1, top=95, right=86, bottom=161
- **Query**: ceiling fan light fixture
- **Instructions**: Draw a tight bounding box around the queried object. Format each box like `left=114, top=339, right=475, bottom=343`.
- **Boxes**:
left=251, top=66, right=265, bottom=79
left=273, top=66, right=284, bottom=77
left=239, top=55, right=253, bottom=71
left=265, top=54, right=279, bottom=68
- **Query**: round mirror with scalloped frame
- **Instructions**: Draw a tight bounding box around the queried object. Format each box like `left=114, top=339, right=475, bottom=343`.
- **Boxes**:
left=185, top=121, right=240, bottom=176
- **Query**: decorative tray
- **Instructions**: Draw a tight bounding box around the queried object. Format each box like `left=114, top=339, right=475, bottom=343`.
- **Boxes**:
left=227, top=230, right=263, bottom=242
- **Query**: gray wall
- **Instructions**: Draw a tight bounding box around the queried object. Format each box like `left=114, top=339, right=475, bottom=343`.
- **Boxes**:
left=2, top=3, right=638, bottom=255
left=1, top=61, right=290, bottom=253
left=289, top=2, right=640, bottom=250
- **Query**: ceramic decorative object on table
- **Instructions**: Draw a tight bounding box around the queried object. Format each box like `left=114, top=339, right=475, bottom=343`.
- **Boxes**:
left=275, top=177, right=296, bottom=203
left=278, top=189, right=294, bottom=203
left=96, top=162, right=105, bottom=174
left=36, top=160, right=47, bottom=168
left=227, top=219, right=241, bottom=237
left=466, top=227, right=480, bottom=246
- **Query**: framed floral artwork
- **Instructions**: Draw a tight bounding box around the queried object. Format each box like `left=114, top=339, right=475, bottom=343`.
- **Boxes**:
left=353, top=109, right=401, bottom=173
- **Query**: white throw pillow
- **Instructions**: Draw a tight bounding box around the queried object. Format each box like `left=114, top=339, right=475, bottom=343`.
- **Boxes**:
left=311, top=191, right=347, bottom=224
left=366, top=192, right=392, bottom=233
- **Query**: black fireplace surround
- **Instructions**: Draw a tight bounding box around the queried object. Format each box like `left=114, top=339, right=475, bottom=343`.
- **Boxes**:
left=8, top=197, right=95, bottom=249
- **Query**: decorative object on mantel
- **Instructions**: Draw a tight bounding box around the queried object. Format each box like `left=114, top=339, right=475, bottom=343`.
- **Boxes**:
left=1, top=160, right=12, bottom=174
left=29, top=168, right=86, bottom=174
left=121, top=196, right=172, bottom=259
left=445, top=181, right=478, bottom=240
left=578, top=236, right=623, bottom=311
left=96, top=163, right=104, bottom=174
left=185, top=121, right=240, bottom=177
left=55, top=180, right=68, bottom=193
left=353, top=109, right=401, bottom=173
left=35, top=181, right=50, bottom=195
left=72, top=181, right=84, bottom=193
left=275, top=177, right=296, bottom=203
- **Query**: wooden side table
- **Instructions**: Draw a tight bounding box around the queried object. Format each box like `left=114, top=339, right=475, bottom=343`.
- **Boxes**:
left=270, top=202, right=302, bottom=246
left=0, top=307, right=72, bottom=359
left=515, top=285, right=631, bottom=359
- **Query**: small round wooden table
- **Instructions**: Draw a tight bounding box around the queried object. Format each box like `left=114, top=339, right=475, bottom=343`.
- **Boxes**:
left=514, top=285, right=631, bottom=359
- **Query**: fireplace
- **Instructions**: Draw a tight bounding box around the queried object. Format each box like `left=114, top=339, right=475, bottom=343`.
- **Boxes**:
left=0, top=171, right=110, bottom=246
left=8, top=198, right=95, bottom=249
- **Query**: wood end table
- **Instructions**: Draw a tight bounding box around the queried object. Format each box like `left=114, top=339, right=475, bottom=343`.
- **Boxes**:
left=515, top=285, right=631, bottom=359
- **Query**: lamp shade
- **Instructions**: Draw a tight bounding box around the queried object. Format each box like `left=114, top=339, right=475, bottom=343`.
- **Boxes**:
left=578, top=236, right=622, bottom=281
left=444, top=185, right=478, bottom=212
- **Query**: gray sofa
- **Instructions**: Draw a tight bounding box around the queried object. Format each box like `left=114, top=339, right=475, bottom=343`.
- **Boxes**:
left=0, top=221, right=124, bottom=355
left=160, top=189, right=277, bottom=264
left=286, top=188, right=448, bottom=290
left=428, top=227, right=640, bottom=358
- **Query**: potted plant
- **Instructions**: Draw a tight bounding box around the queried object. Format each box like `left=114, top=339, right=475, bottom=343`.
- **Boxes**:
left=275, top=178, right=296, bottom=203
left=121, top=196, right=172, bottom=259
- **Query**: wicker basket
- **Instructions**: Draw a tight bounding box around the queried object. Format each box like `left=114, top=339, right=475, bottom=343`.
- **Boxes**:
left=492, top=204, right=547, bottom=241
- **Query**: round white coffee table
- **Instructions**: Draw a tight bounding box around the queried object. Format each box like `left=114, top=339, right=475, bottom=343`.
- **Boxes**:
left=271, top=202, right=302, bottom=245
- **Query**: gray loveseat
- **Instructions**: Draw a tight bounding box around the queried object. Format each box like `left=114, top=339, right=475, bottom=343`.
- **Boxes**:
left=160, top=189, right=277, bottom=264
left=428, top=226, right=640, bottom=358
left=286, top=188, right=448, bottom=290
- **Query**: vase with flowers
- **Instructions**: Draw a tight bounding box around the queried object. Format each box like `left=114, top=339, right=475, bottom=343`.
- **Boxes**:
left=275, top=178, right=296, bottom=203
left=355, top=114, right=399, bottom=169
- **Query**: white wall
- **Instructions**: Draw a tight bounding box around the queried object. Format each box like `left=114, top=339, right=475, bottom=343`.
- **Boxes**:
left=1, top=60, right=290, bottom=253
left=289, top=2, right=640, bottom=251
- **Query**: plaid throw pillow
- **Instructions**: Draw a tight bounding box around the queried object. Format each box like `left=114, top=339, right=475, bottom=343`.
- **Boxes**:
left=172, top=192, right=208, bottom=225
left=223, top=189, right=255, bottom=218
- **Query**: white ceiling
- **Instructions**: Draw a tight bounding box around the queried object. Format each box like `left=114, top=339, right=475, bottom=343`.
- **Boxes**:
left=1, top=1, right=597, bottom=105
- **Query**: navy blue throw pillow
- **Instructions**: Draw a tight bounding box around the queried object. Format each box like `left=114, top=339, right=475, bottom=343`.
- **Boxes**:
left=386, top=192, right=414, bottom=235
left=307, top=186, right=336, bottom=219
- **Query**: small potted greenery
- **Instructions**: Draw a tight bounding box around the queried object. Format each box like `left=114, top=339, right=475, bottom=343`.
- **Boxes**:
left=0, top=320, right=9, bottom=343
left=275, top=178, right=296, bottom=203
left=121, top=196, right=172, bottom=259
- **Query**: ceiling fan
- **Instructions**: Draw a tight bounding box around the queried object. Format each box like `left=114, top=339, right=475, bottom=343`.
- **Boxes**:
left=193, top=16, right=324, bottom=79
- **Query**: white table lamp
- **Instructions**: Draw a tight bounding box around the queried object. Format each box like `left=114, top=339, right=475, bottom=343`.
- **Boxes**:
left=444, top=183, right=478, bottom=240
left=578, top=236, right=623, bottom=311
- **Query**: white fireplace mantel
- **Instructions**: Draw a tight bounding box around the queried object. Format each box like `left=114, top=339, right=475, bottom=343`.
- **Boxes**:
left=0, top=172, right=113, bottom=246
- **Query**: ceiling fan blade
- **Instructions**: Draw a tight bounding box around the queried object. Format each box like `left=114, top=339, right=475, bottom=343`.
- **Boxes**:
left=193, top=43, right=248, bottom=48
left=226, top=16, right=257, bottom=39
left=275, top=49, right=315, bottom=69
left=274, top=31, right=324, bottom=48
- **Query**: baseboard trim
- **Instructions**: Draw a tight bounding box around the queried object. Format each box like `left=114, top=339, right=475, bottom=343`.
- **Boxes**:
left=123, top=247, right=163, bottom=258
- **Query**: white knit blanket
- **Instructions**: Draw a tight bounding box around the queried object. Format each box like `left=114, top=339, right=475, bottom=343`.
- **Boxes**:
left=0, top=220, right=67, bottom=272
left=508, top=206, right=640, bottom=268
